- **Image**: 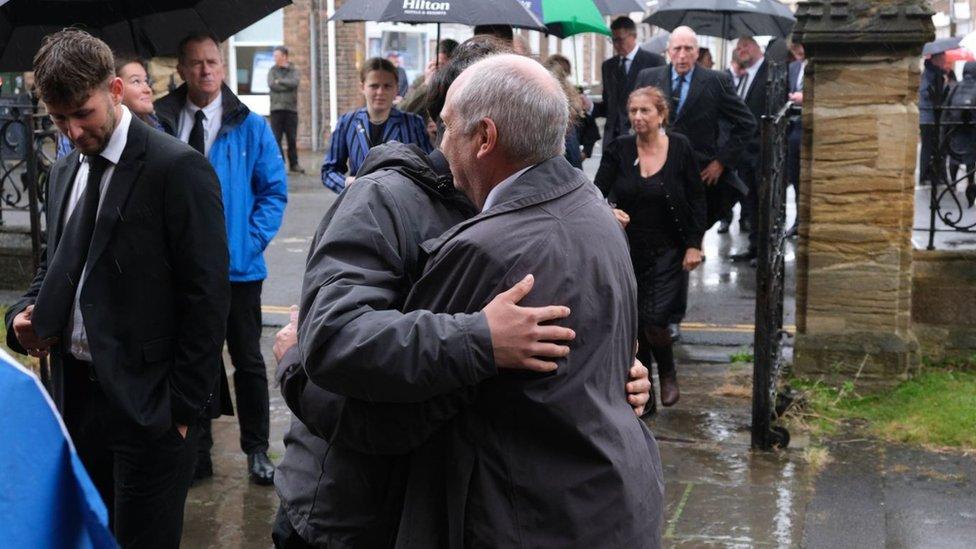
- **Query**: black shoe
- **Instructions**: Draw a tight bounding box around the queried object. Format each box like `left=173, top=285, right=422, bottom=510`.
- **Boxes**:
left=739, top=219, right=752, bottom=233
left=248, top=452, right=275, bottom=485
left=193, top=454, right=213, bottom=482
left=668, top=323, right=682, bottom=342
left=717, top=220, right=730, bottom=234
left=290, top=165, right=306, bottom=174
left=730, top=249, right=757, bottom=262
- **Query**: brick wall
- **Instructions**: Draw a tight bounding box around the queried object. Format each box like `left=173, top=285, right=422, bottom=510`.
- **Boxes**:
left=283, top=0, right=313, bottom=149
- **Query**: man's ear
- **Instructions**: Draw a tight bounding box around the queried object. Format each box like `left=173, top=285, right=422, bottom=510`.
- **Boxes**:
left=476, top=118, right=498, bottom=160
left=108, top=77, right=124, bottom=105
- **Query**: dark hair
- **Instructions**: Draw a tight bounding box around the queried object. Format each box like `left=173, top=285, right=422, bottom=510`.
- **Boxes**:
left=425, top=35, right=514, bottom=122
left=33, top=28, right=115, bottom=107
left=473, top=24, right=514, bottom=42
left=438, top=38, right=459, bottom=59
left=360, top=57, right=399, bottom=84
left=113, top=53, right=148, bottom=77
left=610, top=16, right=637, bottom=34
left=274, top=45, right=289, bottom=56
left=628, top=86, right=670, bottom=127
left=177, top=32, right=221, bottom=65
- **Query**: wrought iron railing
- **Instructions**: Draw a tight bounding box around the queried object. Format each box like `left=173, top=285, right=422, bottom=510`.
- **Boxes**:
left=925, top=90, right=976, bottom=250
left=0, top=95, right=51, bottom=253
left=752, top=63, right=794, bottom=451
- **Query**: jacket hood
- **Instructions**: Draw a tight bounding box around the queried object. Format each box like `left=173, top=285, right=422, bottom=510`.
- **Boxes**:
left=358, top=142, right=472, bottom=211
left=965, top=61, right=976, bottom=81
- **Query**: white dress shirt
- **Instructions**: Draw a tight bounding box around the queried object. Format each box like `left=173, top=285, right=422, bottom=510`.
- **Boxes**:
left=481, top=165, right=534, bottom=212
left=177, top=92, right=222, bottom=156
left=621, top=42, right=640, bottom=75
left=66, top=105, right=132, bottom=361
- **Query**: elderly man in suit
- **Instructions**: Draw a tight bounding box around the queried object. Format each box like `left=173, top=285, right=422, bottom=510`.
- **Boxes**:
left=727, top=36, right=772, bottom=262
left=7, top=29, right=229, bottom=548
left=593, top=16, right=665, bottom=148
left=634, top=26, right=755, bottom=339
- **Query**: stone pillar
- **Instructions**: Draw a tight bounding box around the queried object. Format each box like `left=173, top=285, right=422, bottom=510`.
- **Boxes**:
left=792, top=0, right=933, bottom=379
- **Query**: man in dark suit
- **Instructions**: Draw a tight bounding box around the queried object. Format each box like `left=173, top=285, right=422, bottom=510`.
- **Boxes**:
left=634, top=26, right=755, bottom=339
left=6, top=30, right=229, bottom=548
left=593, top=16, right=664, bottom=148
left=729, top=36, right=770, bottom=262
left=787, top=43, right=806, bottom=237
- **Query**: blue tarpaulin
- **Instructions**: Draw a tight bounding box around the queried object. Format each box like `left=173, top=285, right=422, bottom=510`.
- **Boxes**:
left=0, top=350, right=116, bottom=548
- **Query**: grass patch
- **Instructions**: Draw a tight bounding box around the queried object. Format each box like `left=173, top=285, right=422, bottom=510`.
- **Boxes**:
left=729, top=348, right=754, bottom=364
left=787, top=364, right=976, bottom=450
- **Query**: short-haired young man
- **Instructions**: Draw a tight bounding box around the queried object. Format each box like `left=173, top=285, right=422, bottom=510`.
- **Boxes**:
left=6, top=29, right=230, bottom=547
left=155, top=33, right=288, bottom=486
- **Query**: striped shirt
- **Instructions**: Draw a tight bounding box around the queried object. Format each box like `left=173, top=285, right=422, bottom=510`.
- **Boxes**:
left=320, top=107, right=432, bottom=193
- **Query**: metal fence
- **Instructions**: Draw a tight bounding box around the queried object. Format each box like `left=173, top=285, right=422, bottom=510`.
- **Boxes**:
left=751, top=64, right=794, bottom=451
left=925, top=87, right=976, bottom=249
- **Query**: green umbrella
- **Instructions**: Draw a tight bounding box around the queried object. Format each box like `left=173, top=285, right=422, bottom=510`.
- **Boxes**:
left=525, top=0, right=611, bottom=38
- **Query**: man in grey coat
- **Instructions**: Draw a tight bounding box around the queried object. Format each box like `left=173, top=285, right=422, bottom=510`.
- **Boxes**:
left=288, top=54, right=663, bottom=547
left=268, top=46, right=303, bottom=173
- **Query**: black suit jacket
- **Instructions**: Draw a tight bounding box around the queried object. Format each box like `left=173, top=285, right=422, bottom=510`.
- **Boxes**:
left=635, top=64, right=755, bottom=171
left=594, top=48, right=665, bottom=147
left=741, top=59, right=771, bottom=165
left=5, top=116, right=230, bottom=437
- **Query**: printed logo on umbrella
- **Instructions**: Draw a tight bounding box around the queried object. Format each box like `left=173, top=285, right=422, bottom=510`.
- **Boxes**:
left=403, top=0, right=450, bottom=15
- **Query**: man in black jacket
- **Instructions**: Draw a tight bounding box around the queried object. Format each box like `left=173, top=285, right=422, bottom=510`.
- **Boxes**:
left=7, top=30, right=229, bottom=548
left=634, top=26, right=756, bottom=336
left=729, top=36, right=770, bottom=262
left=593, top=16, right=665, bottom=148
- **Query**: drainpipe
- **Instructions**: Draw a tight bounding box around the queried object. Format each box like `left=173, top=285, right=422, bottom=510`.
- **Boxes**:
left=310, top=2, right=320, bottom=150
left=327, top=0, right=339, bottom=130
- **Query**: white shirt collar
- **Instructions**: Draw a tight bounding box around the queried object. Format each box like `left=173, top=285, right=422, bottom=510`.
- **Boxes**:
left=745, top=56, right=765, bottom=81
left=82, top=104, right=131, bottom=166
left=481, top=165, right=535, bottom=212
left=624, top=42, right=640, bottom=63
left=184, top=92, right=222, bottom=121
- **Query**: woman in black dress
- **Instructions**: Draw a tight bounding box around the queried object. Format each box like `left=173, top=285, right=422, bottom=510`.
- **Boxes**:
left=594, top=85, right=706, bottom=413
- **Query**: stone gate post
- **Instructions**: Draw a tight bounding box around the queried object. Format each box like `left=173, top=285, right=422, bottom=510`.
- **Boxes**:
left=792, top=0, right=934, bottom=378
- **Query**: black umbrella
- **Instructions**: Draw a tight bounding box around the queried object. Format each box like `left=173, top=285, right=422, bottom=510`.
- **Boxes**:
left=923, top=36, right=963, bottom=56
left=644, top=0, right=795, bottom=40
left=593, top=0, right=646, bottom=16
left=0, top=0, right=291, bottom=71
left=331, top=0, right=545, bottom=30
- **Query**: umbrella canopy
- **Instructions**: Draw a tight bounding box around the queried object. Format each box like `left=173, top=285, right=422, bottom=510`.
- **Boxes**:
left=0, top=0, right=290, bottom=71
left=924, top=36, right=963, bottom=56
left=644, top=0, right=795, bottom=39
left=593, top=0, right=645, bottom=16
left=331, top=0, right=545, bottom=30
left=947, top=47, right=976, bottom=64
left=524, top=0, right=610, bottom=38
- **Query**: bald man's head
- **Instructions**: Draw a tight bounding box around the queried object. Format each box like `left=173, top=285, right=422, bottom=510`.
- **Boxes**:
left=668, top=26, right=699, bottom=75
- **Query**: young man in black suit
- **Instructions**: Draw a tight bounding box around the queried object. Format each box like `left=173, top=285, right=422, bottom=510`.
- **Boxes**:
left=6, top=29, right=230, bottom=548
left=634, top=26, right=756, bottom=340
left=593, top=16, right=665, bottom=149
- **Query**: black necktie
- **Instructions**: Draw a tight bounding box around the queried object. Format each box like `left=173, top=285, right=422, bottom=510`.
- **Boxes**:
left=189, top=109, right=206, bottom=155
left=737, top=74, right=749, bottom=98
left=616, top=57, right=628, bottom=97
left=671, top=74, right=685, bottom=122
left=32, top=155, right=110, bottom=340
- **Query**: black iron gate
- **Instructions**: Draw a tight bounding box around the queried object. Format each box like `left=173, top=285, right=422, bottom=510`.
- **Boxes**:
left=924, top=83, right=976, bottom=247
left=751, top=65, right=794, bottom=450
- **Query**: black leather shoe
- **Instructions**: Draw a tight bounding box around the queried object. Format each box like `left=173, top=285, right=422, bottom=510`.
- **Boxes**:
left=717, top=220, right=730, bottom=234
left=248, top=452, right=275, bottom=485
left=193, top=454, right=213, bottom=483
left=668, top=323, right=682, bottom=342
left=730, top=249, right=757, bottom=262
left=290, top=165, right=306, bottom=174
left=660, top=373, right=680, bottom=407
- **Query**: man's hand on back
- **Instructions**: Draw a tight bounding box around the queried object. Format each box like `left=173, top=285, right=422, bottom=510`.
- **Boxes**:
left=626, top=358, right=651, bottom=416
left=483, top=274, right=575, bottom=373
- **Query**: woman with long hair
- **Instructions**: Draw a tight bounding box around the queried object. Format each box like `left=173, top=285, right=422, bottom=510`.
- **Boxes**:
left=594, top=86, right=706, bottom=413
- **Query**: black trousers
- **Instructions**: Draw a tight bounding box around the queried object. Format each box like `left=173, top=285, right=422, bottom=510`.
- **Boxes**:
left=62, top=357, right=197, bottom=549
left=739, top=161, right=760, bottom=253
left=919, top=124, right=937, bottom=185
left=200, top=280, right=270, bottom=456
left=271, top=110, right=300, bottom=169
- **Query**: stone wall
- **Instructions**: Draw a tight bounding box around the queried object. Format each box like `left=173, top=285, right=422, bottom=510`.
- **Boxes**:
left=911, top=249, right=976, bottom=360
